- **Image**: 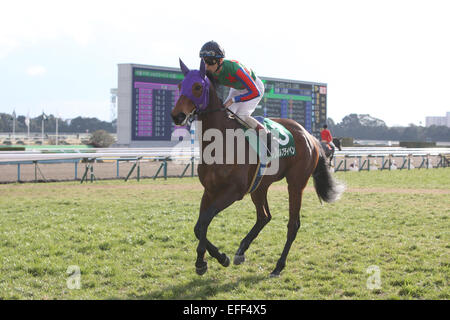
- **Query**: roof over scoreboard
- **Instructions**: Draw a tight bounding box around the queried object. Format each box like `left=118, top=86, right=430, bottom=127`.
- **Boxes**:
left=116, top=63, right=327, bottom=147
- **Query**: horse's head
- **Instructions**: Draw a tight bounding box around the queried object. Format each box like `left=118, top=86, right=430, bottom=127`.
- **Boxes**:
left=171, top=58, right=211, bottom=126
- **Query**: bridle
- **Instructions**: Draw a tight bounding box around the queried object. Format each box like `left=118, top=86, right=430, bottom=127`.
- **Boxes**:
left=179, top=69, right=226, bottom=123
left=194, top=105, right=251, bottom=131
left=194, top=106, right=226, bottom=116
left=186, top=104, right=226, bottom=126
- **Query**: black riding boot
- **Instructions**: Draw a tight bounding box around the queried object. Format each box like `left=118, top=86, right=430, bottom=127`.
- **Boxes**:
left=266, top=131, right=272, bottom=158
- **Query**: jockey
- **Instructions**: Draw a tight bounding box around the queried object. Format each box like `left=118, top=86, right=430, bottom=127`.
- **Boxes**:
left=199, top=41, right=271, bottom=145
left=320, top=124, right=336, bottom=154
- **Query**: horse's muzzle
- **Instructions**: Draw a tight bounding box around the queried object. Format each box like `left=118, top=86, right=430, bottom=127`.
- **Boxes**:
left=172, top=112, right=186, bottom=125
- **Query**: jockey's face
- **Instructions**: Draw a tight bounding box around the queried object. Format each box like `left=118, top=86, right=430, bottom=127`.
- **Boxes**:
left=203, top=58, right=223, bottom=73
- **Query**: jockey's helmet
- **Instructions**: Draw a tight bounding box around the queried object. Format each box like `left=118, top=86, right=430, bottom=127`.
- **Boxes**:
left=199, top=41, right=225, bottom=65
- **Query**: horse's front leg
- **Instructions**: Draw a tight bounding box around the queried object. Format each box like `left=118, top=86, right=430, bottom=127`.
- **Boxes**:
left=194, top=188, right=241, bottom=275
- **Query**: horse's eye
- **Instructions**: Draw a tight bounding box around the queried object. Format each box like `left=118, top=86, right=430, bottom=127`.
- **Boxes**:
left=192, top=83, right=203, bottom=97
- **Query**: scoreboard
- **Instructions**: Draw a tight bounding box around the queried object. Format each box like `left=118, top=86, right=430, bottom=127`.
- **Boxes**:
left=132, top=67, right=185, bottom=140
left=217, top=78, right=327, bottom=137
left=117, top=63, right=327, bottom=146
left=259, top=78, right=327, bottom=137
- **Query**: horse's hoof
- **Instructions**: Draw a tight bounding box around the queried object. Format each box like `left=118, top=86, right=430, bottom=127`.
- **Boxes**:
left=220, top=255, right=230, bottom=268
left=196, top=264, right=208, bottom=276
left=233, top=254, right=245, bottom=265
left=269, top=271, right=281, bottom=278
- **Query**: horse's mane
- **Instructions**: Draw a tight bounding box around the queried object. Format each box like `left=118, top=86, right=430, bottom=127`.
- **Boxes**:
left=206, top=71, right=218, bottom=88
left=206, top=71, right=223, bottom=105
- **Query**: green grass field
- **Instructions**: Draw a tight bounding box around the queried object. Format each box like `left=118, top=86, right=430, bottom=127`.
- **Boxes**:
left=0, top=169, right=449, bottom=300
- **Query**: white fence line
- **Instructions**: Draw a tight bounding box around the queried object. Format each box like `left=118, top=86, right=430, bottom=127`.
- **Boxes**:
left=1, top=146, right=449, bottom=163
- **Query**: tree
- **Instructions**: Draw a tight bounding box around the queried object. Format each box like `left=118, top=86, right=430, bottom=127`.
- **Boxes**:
left=88, top=130, right=115, bottom=147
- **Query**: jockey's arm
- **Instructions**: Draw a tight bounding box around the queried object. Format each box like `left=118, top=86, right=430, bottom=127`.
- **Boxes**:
left=232, top=68, right=260, bottom=103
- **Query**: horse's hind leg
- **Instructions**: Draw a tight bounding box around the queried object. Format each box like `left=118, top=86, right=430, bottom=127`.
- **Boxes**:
left=270, top=182, right=303, bottom=277
left=234, top=186, right=271, bottom=265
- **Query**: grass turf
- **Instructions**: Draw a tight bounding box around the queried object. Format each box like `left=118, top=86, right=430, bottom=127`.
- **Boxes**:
left=0, top=169, right=448, bottom=299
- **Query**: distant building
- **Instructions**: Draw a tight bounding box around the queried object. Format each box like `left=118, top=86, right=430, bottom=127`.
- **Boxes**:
left=425, top=112, right=450, bottom=127
left=110, top=88, right=118, bottom=122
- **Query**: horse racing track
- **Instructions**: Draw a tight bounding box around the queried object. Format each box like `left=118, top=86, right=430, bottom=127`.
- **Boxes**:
left=0, top=169, right=448, bottom=300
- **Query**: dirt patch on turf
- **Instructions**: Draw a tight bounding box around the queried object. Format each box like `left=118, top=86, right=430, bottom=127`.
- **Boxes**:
left=2, top=181, right=447, bottom=195
left=268, top=185, right=450, bottom=194
left=344, top=187, right=449, bottom=194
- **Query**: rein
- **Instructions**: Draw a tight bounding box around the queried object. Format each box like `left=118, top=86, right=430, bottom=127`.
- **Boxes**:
left=194, top=106, right=226, bottom=115
left=194, top=106, right=252, bottom=130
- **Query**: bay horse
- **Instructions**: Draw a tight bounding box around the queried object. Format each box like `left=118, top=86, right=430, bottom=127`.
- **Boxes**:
left=333, top=138, right=343, bottom=151
left=171, top=59, right=345, bottom=277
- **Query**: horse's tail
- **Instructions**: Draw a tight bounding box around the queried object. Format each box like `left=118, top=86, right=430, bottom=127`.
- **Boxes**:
left=312, top=144, right=345, bottom=203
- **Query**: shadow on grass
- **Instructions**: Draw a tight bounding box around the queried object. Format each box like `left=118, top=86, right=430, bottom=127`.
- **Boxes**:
left=124, top=274, right=268, bottom=300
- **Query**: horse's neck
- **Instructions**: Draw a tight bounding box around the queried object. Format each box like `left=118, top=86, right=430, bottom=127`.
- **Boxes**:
left=199, top=88, right=239, bottom=133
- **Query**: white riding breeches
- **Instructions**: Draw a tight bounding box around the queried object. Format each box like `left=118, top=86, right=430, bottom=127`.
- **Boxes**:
left=226, top=76, right=265, bottom=117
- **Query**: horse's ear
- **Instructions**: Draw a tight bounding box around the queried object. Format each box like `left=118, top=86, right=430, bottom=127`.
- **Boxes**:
left=199, top=59, right=206, bottom=78
left=179, top=58, right=190, bottom=76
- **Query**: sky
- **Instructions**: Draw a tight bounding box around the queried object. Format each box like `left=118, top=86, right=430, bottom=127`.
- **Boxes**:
left=0, top=0, right=449, bottom=127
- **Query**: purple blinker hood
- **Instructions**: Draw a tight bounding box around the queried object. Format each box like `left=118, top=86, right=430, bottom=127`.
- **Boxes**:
left=179, top=58, right=210, bottom=111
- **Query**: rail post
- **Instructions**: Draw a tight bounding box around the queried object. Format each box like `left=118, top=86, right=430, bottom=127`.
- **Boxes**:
left=400, top=156, right=407, bottom=169
left=90, top=160, right=95, bottom=182
left=180, top=162, right=190, bottom=178
left=163, top=157, right=168, bottom=180
left=418, top=155, right=426, bottom=169
left=34, top=160, right=37, bottom=182
left=80, top=158, right=90, bottom=183
left=336, top=158, right=344, bottom=172
left=125, top=157, right=142, bottom=182
left=137, top=158, right=141, bottom=182
left=153, top=159, right=165, bottom=180
left=436, top=154, right=443, bottom=168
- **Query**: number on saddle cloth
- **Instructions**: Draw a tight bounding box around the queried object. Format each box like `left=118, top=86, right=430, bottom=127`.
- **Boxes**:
left=242, top=117, right=296, bottom=161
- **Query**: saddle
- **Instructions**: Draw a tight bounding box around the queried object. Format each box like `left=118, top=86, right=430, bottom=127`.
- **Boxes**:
left=322, top=141, right=332, bottom=151
left=244, top=116, right=296, bottom=161
left=232, top=115, right=297, bottom=194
